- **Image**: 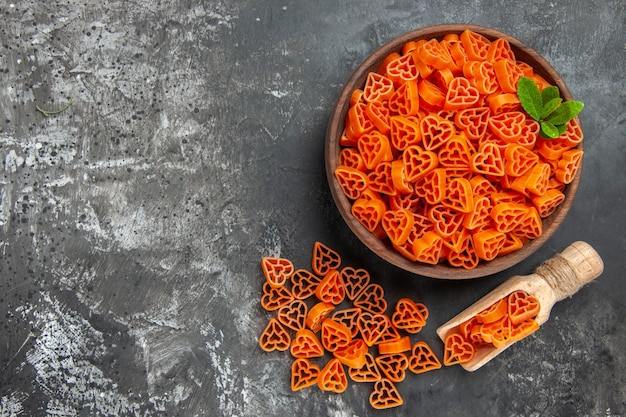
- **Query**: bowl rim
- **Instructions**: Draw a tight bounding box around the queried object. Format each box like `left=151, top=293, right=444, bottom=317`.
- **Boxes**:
left=325, top=23, right=582, bottom=279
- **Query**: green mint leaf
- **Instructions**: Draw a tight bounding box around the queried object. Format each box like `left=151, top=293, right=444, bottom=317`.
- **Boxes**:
left=539, top=123, right=567, bottom=139
left=546, top=100, right=584, bottom=125
left=540, top=121, right=561, bottom=139
left=517, top=76, right=542, bottom=121
left=541, top=86, right=560, bottom=106
left=541, top=97, right=563, bottom=119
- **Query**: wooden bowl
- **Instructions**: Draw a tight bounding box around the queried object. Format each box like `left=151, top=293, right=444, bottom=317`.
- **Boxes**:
left=325, top=24, right=582, bottom=279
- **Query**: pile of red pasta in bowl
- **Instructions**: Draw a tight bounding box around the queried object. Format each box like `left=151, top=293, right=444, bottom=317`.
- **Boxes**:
left=325, top=24, right=583, bottom=279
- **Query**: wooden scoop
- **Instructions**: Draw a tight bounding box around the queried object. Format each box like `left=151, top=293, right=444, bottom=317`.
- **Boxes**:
left=436, top=241, right=604, bottom=371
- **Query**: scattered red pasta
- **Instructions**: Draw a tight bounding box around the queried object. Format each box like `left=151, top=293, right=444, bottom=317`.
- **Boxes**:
left=258, top=242, right=440, bottom=409
left=349, top=352, right=382, bottom=382
left=261, top=257, right=294, bottom=288
left=408, top=341, right=442, bottom=374
left=370, top=378, right=404, bottom=409
left=291, top=358, right=320, bottom=391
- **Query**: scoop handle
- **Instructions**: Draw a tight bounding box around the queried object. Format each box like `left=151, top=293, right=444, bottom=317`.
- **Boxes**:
left=535, top=241, right=604, bottom=301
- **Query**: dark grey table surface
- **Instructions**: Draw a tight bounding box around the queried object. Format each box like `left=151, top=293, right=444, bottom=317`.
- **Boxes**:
left=1, top=1, right=624, bottom=416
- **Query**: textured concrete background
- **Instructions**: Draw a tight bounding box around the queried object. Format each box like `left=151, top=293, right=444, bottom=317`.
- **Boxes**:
left=1, top=1, right=624, bottom=416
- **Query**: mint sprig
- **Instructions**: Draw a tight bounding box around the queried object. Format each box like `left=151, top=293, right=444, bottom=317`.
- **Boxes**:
left=517, top=77, right=583, bottom=139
